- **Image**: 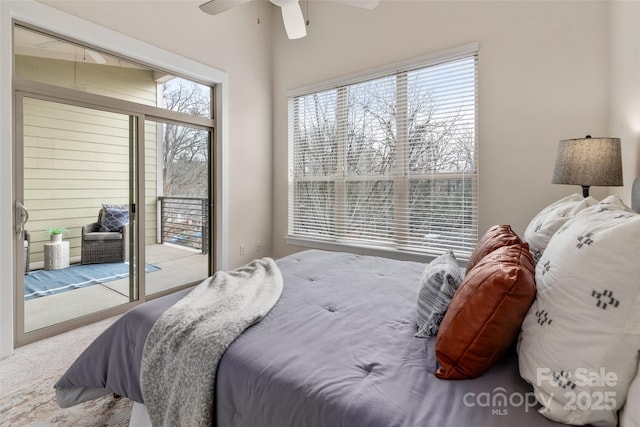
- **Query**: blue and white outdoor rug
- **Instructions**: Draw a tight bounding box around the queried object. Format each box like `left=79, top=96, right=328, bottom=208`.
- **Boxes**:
left=25, top=262, right=160, bottom=300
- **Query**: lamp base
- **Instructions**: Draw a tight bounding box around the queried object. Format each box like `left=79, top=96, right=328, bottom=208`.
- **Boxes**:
left=581, top=185, right=590, bottom=198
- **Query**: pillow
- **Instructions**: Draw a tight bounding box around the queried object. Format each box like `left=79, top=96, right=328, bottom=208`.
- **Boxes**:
left=466, top=224, right=522, bottom=271
left=415, top=250, right=463, bottom=338
left=518, top=203, right=640, bottom=427
left=523, top=193, right=597, bottom=263
left=102, top=203, right=128, bottom=209
left=620, top=360, right=640, bottom=427
left=98, top=203, right=128, bottom=223
left=435, top=243, right=536, bottom=380
left=100, top=205, right=129, bottom=232
left=597, top=194, right=634, bottom=212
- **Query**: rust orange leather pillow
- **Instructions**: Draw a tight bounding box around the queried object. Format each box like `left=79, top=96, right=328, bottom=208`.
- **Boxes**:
left=435, top=243, right=536, bottom=380
left=466, top=225, right=522, bottom=272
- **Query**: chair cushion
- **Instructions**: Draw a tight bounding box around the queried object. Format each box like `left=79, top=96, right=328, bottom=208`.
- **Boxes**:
left=84, top=232, right=123, bottom=241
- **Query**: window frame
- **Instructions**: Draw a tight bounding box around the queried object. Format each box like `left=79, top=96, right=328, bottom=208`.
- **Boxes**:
left=286, top=43, right=479, bottom=262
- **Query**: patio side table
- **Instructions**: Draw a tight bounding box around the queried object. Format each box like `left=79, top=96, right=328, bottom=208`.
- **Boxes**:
left=44, top=241, right=70, bottom=270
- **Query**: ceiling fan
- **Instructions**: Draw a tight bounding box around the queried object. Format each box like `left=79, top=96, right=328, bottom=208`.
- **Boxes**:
left=199, top=0, right=380, bottom=40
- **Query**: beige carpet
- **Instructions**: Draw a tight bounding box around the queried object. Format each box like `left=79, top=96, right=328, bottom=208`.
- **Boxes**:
left=0, top=316, right=132, bottom=426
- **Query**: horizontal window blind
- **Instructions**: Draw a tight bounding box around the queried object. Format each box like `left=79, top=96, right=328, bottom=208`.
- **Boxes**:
left=288, top=52, right=478, bottom=258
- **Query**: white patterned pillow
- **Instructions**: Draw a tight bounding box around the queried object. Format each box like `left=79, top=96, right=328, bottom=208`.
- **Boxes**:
left=597, top=194, right=635, bottom=212
left=518, top=200, right=640, bottom=427
left=620, top=360, right=640, bottom=427
left=415, top=250, right=463, bottom=337
left=523, top=193, right=597, bottom=263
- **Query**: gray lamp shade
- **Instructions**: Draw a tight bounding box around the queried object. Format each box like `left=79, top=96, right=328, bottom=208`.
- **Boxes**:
left=552, top=137, right=623, bottom=187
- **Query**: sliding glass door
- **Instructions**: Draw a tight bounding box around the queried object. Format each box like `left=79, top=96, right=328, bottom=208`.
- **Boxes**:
left=15, top=93, right=140, bottom=340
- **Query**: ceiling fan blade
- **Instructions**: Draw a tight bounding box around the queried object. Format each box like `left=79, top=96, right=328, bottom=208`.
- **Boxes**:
left=271, top=0, right=307, bottom=39
left=332, top=0, right=380, bottom=10
left=199, top=0, right=251, bottom=15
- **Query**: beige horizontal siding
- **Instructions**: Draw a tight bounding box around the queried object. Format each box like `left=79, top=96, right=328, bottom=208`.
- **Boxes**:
left=25, top=188, right=131, bottom=201
left=26, top=179, right=130, bottom=191
left=24, top=169, right=129, bottom=181
left=24, top=147, right=129, bottom=163
left=25, top=161, right=130, bottom=173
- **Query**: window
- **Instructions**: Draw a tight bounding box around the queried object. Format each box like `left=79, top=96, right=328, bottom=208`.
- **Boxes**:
left=288, top=48, right=478, bottom=258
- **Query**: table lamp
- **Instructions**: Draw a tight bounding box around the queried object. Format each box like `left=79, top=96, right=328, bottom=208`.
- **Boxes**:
left=552, top=135, right=623, bottom=197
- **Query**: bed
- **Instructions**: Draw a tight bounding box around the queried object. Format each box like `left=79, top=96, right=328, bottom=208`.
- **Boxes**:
left=55, top=179, right=640, bottom=427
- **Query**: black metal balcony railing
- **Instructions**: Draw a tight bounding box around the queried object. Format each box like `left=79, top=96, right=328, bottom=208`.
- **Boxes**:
left=158, top=196, right=209, bottom=254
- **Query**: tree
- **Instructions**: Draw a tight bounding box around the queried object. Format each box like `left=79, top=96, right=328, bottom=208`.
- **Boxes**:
left=161, top=79, right=210, bottom=198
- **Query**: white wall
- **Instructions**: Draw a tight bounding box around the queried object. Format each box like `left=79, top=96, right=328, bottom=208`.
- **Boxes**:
left=608, top=0, right=640, bottom=203
left=271, top=0, right=611, bottom=259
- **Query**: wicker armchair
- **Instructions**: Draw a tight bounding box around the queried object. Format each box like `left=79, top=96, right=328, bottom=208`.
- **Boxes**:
left=81, top=208, right=129, bottom=264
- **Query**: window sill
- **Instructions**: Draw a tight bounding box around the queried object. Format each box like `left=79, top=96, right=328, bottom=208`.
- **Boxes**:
left=285, top=236, right=468, bottom=267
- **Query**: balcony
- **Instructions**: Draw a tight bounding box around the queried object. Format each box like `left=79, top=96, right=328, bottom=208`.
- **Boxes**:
left=23, top=197, right=211, bottom=332
left=158, top=196, right=209, bottom=254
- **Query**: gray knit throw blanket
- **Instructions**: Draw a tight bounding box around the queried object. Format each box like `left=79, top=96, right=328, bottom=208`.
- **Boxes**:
left=140, top=257, right=283, bottom=427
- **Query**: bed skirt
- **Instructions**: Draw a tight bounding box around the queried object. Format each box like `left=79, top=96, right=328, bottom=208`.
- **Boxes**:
left=129, top=402, right=152, bottom=427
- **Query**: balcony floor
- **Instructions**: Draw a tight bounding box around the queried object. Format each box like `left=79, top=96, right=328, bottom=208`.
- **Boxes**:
left=24, top=243, right=209, bottom=333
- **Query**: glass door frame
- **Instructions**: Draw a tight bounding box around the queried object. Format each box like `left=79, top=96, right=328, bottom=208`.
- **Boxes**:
left=14, top=88, right=144, bottom=346
left=13, top=79, right=215, bottom=346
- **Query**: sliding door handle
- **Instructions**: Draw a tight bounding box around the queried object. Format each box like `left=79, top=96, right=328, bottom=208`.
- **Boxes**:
left=16, top=201, right=29, bottom=235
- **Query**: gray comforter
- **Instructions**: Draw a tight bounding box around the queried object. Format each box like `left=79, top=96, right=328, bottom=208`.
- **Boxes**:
left=56, top=249, right=574, bottom=426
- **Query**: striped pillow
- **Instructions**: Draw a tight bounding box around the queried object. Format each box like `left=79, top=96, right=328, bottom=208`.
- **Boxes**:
left=415, top=250, right=463, bottom=337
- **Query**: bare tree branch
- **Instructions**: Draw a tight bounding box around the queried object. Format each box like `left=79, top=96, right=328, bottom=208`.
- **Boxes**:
left=161, top=80, right=210, bottom=197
